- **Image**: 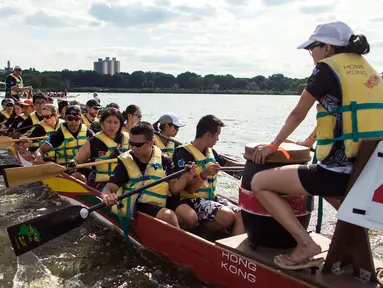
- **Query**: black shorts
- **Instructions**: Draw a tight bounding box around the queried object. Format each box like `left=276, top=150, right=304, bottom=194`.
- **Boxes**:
left=166, top=195, right=182, bottom=211
left=298, top=164, right=351, bottom=197
left=137, top=203, right=163, bottom=217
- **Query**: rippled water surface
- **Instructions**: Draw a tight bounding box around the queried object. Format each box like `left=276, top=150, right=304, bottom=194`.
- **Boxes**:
left=0, top=93, right=381, bottom=288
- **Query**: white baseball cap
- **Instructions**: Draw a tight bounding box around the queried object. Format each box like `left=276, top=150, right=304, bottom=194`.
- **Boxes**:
left=297, top=21, right=354, bottom=49
left=158, top=113, right=185, bottom=127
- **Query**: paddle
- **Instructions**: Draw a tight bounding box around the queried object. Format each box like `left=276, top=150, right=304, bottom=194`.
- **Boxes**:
left=0, top=135, right=48, bottom=149
left=154, top=131, right=244, bottom=180
left=0, top=163, right=22, bottom=175
left=7, top=167, right=189, bottom=256
left=10, top=123, right=39, bottom=134
left=3, top=158, right=118, bottom=188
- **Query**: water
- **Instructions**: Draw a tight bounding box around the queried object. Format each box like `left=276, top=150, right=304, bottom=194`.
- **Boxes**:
left=0, top=93, right=382, bottom=288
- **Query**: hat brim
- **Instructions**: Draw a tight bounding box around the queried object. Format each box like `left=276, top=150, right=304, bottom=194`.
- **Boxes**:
left=297, top=39, right=315, bottom=49
left=173, top=121, right=185, bottom=127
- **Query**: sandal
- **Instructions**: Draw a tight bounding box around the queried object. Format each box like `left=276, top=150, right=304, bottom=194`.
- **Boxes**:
left=274, top=253, right=325, bottom=271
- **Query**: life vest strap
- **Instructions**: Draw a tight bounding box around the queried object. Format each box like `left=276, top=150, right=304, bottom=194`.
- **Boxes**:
left=316, top=102, right=383, bottom=119
left=161, top=147, right=175, bottom=153
left=317, top=130, right=383, bottom=145
left=317, top=101, right=383, bottom=145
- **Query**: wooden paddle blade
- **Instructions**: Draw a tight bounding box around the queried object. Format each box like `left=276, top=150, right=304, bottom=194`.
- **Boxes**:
left=0, top=164, right=22, bottom=175
left=0, top=136, right=14, bottom=148
left=7, top=205, right=87, bottom=256
left=3, top=163, right=67, bottom=188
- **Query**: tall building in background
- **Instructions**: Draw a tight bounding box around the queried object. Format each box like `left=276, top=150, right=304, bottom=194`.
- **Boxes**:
left=93, top=57, right=120, bottom=75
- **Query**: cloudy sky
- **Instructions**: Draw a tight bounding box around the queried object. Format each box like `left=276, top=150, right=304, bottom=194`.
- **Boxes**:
left=2, top=0, right=383, bottom=78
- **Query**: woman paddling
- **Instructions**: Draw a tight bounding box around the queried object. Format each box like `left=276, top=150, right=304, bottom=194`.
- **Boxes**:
left=2, top=101, right=22, bottom=131
left=27, top=104, right=64, bottom=160
left=250, top=21, right=383, bottom=270
left=122, top=104, right=141, bottom=133
left=71, top=107, right=130, bottom=190
left=153, top=113, right=185, bottom=157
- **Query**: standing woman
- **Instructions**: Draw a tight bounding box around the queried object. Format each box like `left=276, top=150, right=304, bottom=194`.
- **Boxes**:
left=72, top=107, right=130, bottom=190
left=153, top=113, right=185, bottom=157
left=250, top=21, right=383, bottom=270
left=122, top=104, right=141, bottom=133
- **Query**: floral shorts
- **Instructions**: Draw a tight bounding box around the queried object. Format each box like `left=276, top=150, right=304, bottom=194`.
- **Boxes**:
left=183, top=195, right=241, bottom=222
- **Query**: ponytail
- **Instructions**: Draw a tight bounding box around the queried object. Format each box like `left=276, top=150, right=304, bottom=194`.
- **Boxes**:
left=334, top=34, right=370, bottom=55
left=153, top=121, right=160, bottom=132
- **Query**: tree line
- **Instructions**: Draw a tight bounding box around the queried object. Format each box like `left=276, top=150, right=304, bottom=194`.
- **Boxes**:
left=1, top=69, right=382, bottom=95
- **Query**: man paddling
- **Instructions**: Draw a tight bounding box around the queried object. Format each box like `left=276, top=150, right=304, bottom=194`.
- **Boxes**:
left=100, top=121, right=196, bottom=228
left=81, top=99, right=101, bottom=129
left=11, top=93, right=47, bottom=137
left=172, top=114, right=246, bottom=235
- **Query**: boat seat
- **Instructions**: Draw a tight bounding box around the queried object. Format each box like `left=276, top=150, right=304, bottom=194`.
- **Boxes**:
left=322, top=139, right=382, bottom=284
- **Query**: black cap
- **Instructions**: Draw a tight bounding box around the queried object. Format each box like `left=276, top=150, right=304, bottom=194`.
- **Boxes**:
left=65, top=105, right=82, bottom=115
left=86, top=99, right=101, bottom=108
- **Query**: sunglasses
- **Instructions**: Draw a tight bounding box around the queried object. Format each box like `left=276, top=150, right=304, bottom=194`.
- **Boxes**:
left=43, top=114, right=54, bottom=119
left=128, top=140, right=149, bottom=147
left=134, top=114, right=142, bottom=119
left=6, top=104, right=14, bottom=107
left=92, top=107, right=101, bottom=110
left=66, top=115, right=81, bottom=121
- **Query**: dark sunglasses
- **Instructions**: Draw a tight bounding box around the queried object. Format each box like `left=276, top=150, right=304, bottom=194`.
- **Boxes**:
left=43, top=114, right=54, bottom=119
left=128, top=140, right=148, bottom=147
left=134, top=114, right=142, bottom=119
left=308, top=41, right=325, bottom=51
left=66, top=115, right=81, bottom=121
left=6, top=104, right=14, bottom=107
left=92, top=106, right=101, bottom=110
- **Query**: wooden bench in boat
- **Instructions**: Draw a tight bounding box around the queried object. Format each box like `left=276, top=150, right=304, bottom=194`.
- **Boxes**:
left=217, top=139, right=383, bottom=287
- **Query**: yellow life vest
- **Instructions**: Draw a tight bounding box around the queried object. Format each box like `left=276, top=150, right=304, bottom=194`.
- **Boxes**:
left=8, top=73, right=23, bottom=98
left=25, top=113, right=42, bottom=136
left=180, top=143, right=217, bottom=201
left=81, top=114, right=95, bottom=129
left=111, top=146, right=168, bottom=219
left=30, top=119, right=64, bottom=158
left=1, top=111, right=11, bottom=119
left=20, top=114, right=28, bottom=120
left=55, top=124, right=87, bottom=162
left=121, top=126, right=129, bottom=133
left=316, top=53, right=383, bottom=162
left=154, top=134, right=175, bottom=157
left=93, top=131, right=130, bottom=183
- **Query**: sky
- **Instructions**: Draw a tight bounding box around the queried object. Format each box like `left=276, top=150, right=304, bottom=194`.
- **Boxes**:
left=1, top=0, right=383, bottom=79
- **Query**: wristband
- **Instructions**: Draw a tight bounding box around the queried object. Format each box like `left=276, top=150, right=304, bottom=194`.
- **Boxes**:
left=269, top=142, right=290, bottom=160
left=269, top=142, right=279, bottom=151
left=197, top=172, right=206, bottom=182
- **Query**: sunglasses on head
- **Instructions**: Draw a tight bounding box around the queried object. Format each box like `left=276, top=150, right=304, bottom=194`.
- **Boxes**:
left=128, top=140, right=148, bottom=147
left=66, top=114, right=81, bottom=121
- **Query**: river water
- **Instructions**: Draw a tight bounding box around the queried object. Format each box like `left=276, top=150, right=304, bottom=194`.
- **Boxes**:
left=0, top=93, right=382, bottom=288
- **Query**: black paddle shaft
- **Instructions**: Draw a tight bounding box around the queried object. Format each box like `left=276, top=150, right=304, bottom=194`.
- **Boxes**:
left=7, top=168, right=189, bottom=256
left=154, top=131, right=244, bottom=180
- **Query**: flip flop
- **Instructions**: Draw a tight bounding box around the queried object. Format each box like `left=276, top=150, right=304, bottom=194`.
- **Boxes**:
left=274, top=253, right=325, bottom=271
